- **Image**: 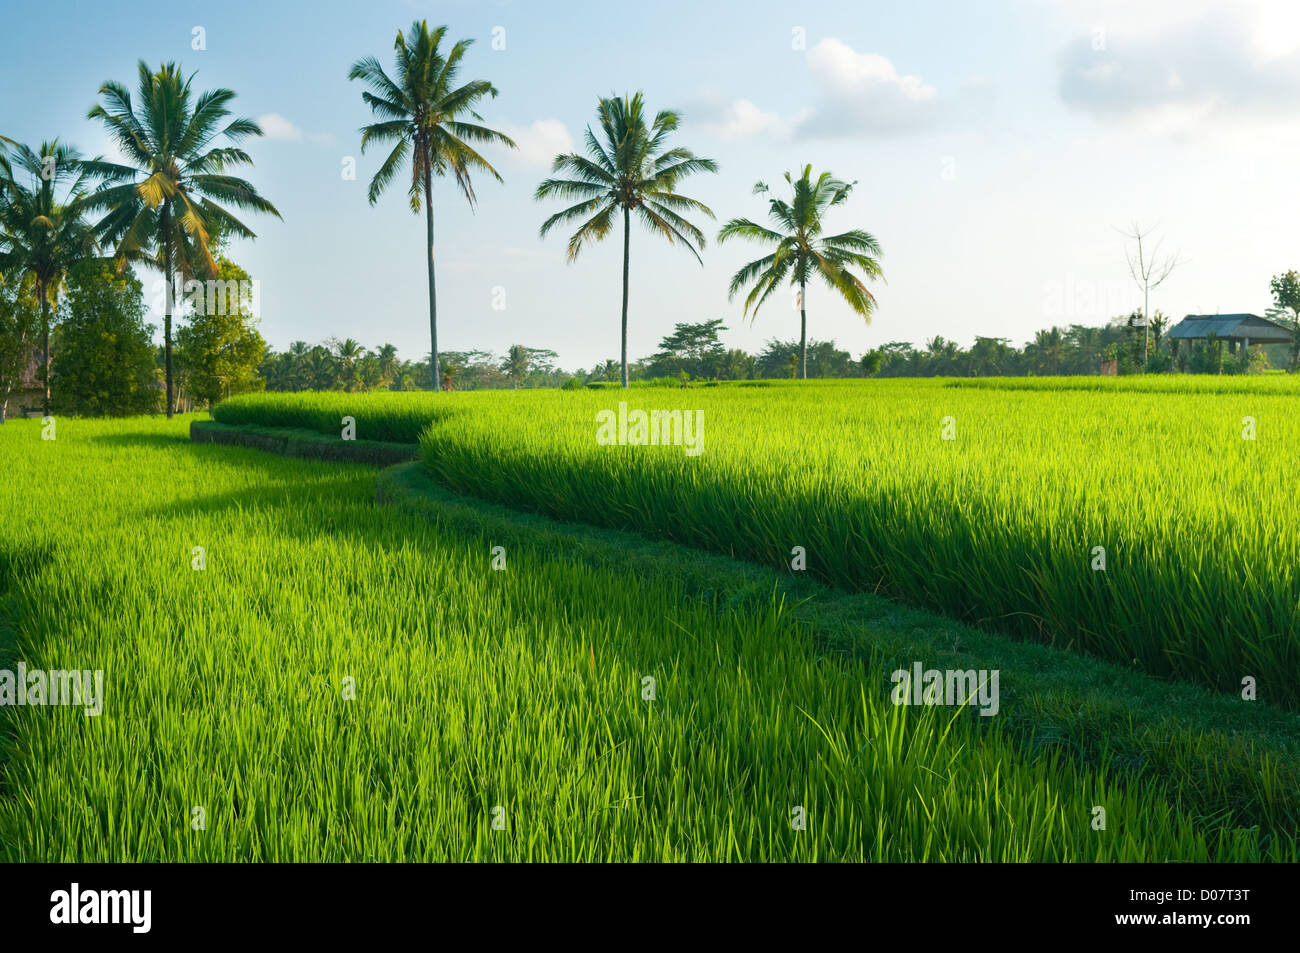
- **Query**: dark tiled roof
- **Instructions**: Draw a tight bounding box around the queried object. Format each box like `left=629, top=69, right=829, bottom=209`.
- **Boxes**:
left=1166, top=314, right=1293, bottom=341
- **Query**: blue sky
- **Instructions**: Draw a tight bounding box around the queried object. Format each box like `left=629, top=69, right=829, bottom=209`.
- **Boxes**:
left=3, top=0, right=1299, bottom=370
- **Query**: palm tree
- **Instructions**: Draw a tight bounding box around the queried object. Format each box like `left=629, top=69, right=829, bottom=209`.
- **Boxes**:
left=502, top=344, right=529, bottom=388
left=718, top=166, right=883, bottom=379
left=82, top=61, right=281, bottom=418
left=536, top=93, right=718, bottom=388
left=1027, top=327, right=1066, bottom=375
left=349, top=21, right=517, bottom=393
left=376, top=342, right=400, bottom=387
left=333, top=337, right=364, bottom=390
left=0, top=138, right=99, bottom=414
left=287, top=340, right=311, bottom=391
left=307, top=346, right=337, bottom=390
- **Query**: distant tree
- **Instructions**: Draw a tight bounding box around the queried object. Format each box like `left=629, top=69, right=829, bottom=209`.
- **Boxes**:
left=719, top=166, right=883, bottom=379
left=0, top=277, right=39, bottom=422
left=176, top=256, right=266, bottom=406
left=51, top=259, right=159, bottom=416
left=869, top=342, right=919, bottom=377
left=1025, top=327, right=1065, bottom=375
left=331, top=337, right=365, bottom=391
left=0, top=138, right=99, bottom=415
left=355, top=351, right=385, bottom=390
left=966, top=336, right=1018, bottom=376
left=537, top=92, right=717, bottom=388
left=502, top=344, right=530, bottom=388
left=1118, top=222, right=1179, bottom=366
left=1148, top=311, right=1169, bottom=351
left=1144, top=310, right=1174, bottom=372
left=306, top=346, right=339, bottom=389
left=756, top=337, right=854, bottom=379
left=1190, top=331, right=1227, bottom=375
left=592, top=358, right=620, bottom=383
left=716, top=347, right=754, bottom=380
left=923, top=335, right=964, bottom=376
left=1267, top=270, right=1300, bottom=372
left=648, top=319, right=727, bottom=378
left=349, top=21, right=516, bottom=392
left=375, top=343, right=400, bottom=386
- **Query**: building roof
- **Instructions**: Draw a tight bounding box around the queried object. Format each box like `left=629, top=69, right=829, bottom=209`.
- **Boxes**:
left=1166, top=314, right=1294, bottom=342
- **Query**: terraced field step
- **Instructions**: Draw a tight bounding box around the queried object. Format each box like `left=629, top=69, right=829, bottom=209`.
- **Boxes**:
left=377, top=461, right=1300, bottom=847
left=190, top=419, right=417, bottom=465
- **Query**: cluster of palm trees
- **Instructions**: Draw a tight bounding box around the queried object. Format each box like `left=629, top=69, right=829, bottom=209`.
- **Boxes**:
left=3, top=18, right=886, bottom=423
left=0, top=62, right=281, bottom=418
left=260, top=339, right=415, bottom=392
left=353, top=20, right=885, bottom=389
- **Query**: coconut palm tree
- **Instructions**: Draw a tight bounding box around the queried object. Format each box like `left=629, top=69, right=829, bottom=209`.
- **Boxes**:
left=286, top=340, right=311, bottom=391
left=306, top=346, right=338, bottom=390
left=0, top=138, right=99, bottom=414
left=333, top=336, right=364, bottom=390
left=536, top=93, right=718, bottom=388
left=502, top=344, right=530, bottom=388
left=349, top=21, right=517, bottom=393
left=1027, top=327, right=1066, bottom=375
left=376, top=343, right=400, bottom=387
left=718, top=166, right=883, bottom=379
left=81, top=61, right=281, bottom=418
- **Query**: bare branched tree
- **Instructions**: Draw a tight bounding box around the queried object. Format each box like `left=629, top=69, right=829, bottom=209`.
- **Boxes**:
left=1117, top=222, right=1180, bottom=366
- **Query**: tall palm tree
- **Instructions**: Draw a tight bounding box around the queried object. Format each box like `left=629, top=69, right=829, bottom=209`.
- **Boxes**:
left=349, top=21, right=517, bottom=393
left=718, top=166, right=883, bottom=379
left=536, top=93, right=718, bottom=388
left=0, top=138, right=98, bottom=415
left=82, top=61, right=281, bottom=418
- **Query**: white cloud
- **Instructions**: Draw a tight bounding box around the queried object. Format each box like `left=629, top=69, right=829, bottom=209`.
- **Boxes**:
left=257, top=113, right=334, bottom=145
left=795, top=39, right=942, bottom=137
left=498, top=119, right=573, bottom=166
left=1056, top=3, right=1300, bottom=137
left=685, top=97, right=784, bottom=139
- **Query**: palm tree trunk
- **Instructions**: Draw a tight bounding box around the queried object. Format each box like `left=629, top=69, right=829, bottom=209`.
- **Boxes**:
left=423, top=161, right=440, bottom=393
left=162, top=204, right=175, bottom=418
left=799, top=278, right=808, bottom=380
left=39, top=282, right=50, bottom=416
left=621, top=207, right=630, bottom=389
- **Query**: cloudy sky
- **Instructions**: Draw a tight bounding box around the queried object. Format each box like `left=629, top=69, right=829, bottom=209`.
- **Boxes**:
left=2, top=0, right=1298, bottom=370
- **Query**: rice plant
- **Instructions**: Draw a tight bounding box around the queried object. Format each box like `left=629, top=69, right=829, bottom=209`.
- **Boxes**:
left=1, top=414, right=1292, bottom=860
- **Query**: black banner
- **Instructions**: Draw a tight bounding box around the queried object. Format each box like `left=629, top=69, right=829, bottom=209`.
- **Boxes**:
left=0, top=861, right=1277, bottom=941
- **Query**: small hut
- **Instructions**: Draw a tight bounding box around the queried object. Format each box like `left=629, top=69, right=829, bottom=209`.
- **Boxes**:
left=1166, top=314, right=1294, bottom=354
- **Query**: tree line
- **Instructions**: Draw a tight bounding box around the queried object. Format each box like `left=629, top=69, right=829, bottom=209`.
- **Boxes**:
left=3, top=18, right=884, bottom=419
left=5, top=21, right=1299, bottom=418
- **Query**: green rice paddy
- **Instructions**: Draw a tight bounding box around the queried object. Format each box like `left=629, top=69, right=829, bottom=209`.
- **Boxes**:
left=3, top=379, right=1298, bottom=860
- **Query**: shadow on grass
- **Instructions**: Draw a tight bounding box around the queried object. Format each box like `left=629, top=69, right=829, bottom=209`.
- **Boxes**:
left=90, top=431, right=192, bottom=451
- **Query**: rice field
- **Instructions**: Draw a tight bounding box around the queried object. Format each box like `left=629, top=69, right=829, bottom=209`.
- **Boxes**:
left=379, top=379, right=1297, bottom=707
left=2, top=412, right=1297, bottom=860
left=211, top=380, right=1300, bottom=707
